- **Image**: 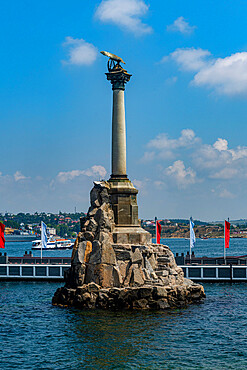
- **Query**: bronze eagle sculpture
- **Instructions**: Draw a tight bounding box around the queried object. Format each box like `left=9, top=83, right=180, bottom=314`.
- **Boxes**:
left=100, top=51, right=126, bottom=65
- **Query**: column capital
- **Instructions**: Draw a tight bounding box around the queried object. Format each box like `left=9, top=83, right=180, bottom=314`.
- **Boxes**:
left=106, top=67, right=131, bottom=90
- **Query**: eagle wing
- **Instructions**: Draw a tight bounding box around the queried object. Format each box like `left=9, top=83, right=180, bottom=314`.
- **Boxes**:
left=100, top=51, right=126, bottom=64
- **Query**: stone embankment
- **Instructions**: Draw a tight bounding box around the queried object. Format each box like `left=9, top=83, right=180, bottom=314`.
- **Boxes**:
left=53, top=182, right=205, bottom=310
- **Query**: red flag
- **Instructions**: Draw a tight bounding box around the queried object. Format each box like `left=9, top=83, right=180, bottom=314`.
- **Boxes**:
left=156, top=221, right=162, bottom=244
left=0, top=222, right=5, bottom=249
left=225, top=220, right=230, bottom=249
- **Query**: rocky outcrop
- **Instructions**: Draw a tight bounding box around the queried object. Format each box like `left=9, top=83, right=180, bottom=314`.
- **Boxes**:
left=53, top=182, right=205, bottom=310
left=53, top=281, right=204, bottom=310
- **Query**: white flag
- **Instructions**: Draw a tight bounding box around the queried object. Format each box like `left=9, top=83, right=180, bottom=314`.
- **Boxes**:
left=190, top=217, right=196, bottom=249
left=41, top=221, right=48, bottom=249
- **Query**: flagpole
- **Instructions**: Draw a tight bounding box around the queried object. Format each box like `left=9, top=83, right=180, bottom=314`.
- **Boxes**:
left=41, top=221, right=43, bottom=261
left=155, top=217, right=157, bottom=244
left=224, top=217, right=230, bottom=265
left=224, top=220, right=225, bottom=263
left=189, top=217, right=192, bottom=263
left=228, top=217, right=230, bottom=251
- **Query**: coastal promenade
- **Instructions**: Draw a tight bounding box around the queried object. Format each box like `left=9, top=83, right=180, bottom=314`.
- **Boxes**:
left=1, top=250, right=247, bottom=282
left=181, top=264, right=247, bottom=282
left=0, top=252, right=70, bottom=281
left=2, top=262, right=247, bottom=282
left=2, top=237, right=247, bottom=282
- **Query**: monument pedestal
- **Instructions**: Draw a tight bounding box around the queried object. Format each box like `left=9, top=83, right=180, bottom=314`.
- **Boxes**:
left=108, top=176, right=151, bottom=245
left=108, top=177, right=138, bottom=226
left=112, top=226, right=152, bottom=245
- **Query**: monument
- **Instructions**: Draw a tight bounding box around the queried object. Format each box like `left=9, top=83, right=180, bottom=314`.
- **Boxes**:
left=103, top=51, right=151, bottom=245
left=52, top=52, right=205, bottom=310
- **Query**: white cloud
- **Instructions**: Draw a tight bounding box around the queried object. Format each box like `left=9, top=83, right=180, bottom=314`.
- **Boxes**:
left=230, top=146, right=247, bottom=160
left=164, top=47, right=247, bottom=96
left=141, top=151, right=155, bottom=162
left=83, top=165, right=107, bottom=178
left=194, top=143, right=231, bottom=170
left=14, top=171, right=28, bottom=182
left=132, top=178, right=150, bottom=190
left=154, top=180, right=165, bottom=189
left=148, top=129, right=198, bottom=150
left=62, top=37, right=98, bottom=66
left=144, top=129, right=199, bottom=161
left=163, top=47, right=211, bottom=72
left=145, top=131, right=247, bottom=180
left=165, top=160, right=197, bottom=187
left=95, top=0, right=152, bottom=35
left=219, top=189, right=235, bottom=199
left=132, top=179, right=144, bottom=189
left=57, top=165, right=107, bottom=183
left=210, top=168, right=238, bottom=180
left=57, top=170, right=84, bottom=183
left=0, top=172, right=11, bottom=184
left=192, top=137, right=247, bottom=182
left=213, top=138, right=228, bottom=152
left=195, top=138, right=247, bottom=173
left=167, top=16, right=196, bottom=35
left=193, top=52, right=247, bottom=95
left=143, top=130, right=247, bottom=190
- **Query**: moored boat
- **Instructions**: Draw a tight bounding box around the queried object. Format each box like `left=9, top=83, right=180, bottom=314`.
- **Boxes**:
left=32, top=237, right=73, bottom=250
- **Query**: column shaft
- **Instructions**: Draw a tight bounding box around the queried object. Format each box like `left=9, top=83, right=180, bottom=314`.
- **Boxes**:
left=112, top=89, right=126, bottom=176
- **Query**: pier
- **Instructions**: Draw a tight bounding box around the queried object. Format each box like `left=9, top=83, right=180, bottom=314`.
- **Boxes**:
left=180, top=265, right=247, bottom=282
left=0, top=252, right=70, bottom=281
left=175, top=252, right=247, bottom=282
left=175, top=251, right=247, bottom=266
left=1, top=251, right=247, bottom=282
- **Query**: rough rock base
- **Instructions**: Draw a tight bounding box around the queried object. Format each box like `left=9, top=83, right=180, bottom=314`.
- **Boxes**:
left=53, top=281, right=205, bottom=310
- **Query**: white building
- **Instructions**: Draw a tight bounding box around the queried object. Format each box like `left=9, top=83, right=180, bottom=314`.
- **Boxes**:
left=47, top=227, right=56, bottom=236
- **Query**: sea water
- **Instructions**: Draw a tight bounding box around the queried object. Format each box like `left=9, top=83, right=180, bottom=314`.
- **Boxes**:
left=3, top=237, right=247, bottom=258
left=0, top=239, right=247, bottom=369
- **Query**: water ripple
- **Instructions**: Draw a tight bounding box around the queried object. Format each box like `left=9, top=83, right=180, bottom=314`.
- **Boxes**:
left=0, top=282, right=247, bottom=369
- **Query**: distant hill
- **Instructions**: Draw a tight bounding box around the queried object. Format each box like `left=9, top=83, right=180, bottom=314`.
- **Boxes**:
left=211, top=219, right=247, bottom=226
left=168, top=219, right=209, bottom=226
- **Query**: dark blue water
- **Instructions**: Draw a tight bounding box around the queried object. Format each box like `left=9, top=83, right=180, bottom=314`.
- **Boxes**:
left=1, top=239, right=247, bottom=369
left=164, top=237, right=247, bottom=258
left=3, top=239, right=72, bottom=258
left=4, top=237, right=247, bottom=258
left=0, top=282, right=247, bottom=369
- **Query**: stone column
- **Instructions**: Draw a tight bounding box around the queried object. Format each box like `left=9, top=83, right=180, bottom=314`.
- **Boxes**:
left=105, top=65, right=140, bottom=228
left=112, top=89, right=126, bottom=177
left=106, top=67, right=131, bottom=179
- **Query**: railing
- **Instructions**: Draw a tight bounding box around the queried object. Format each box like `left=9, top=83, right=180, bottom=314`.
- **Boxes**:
left=181, top=265, right=247, bottom=281
left=175, top=254, right=247, bottom=266
left=0, top=264, right=70, bottom=280
left=0, top=255, right=71, bottom=265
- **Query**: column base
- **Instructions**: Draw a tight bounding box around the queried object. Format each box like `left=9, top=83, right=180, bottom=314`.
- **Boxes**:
left=108, top=177, right=139, bottom=226
left=110, top=174, right=128, bottom=180
left=112, top=226, right=152, bottom=245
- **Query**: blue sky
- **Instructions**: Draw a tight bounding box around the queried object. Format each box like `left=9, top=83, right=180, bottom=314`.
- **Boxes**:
left=1, top=0, right=247, bottom=221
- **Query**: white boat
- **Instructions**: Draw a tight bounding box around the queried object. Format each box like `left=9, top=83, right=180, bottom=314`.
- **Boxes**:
left=32, top=237, right=74, bottom=250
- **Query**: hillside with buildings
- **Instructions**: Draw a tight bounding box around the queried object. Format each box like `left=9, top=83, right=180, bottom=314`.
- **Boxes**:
left=2, top=213, right=247, bottom=239
left=142, top=219, right=247, bottom=239
left=0, top=212, right=85, bottom=238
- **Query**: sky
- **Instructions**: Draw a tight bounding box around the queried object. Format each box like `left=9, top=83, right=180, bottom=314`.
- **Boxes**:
left=1, top=0, right=247, bottom=221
